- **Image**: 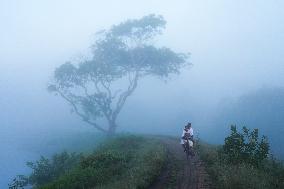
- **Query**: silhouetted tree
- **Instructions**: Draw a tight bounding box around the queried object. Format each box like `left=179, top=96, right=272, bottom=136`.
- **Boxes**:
left=48, top=14, right=189, bottom=134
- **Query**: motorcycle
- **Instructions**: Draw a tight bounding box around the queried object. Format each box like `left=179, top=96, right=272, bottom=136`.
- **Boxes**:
left=182, top=135, right=195, bottom=160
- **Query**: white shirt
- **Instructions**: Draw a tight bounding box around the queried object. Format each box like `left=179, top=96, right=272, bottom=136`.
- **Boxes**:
left=180, top=127, right=194, bottom=145
left=181, top=127, right=193, bottom=137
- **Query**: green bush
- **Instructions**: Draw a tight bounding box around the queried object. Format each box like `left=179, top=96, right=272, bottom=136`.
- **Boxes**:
left=197, top=126, right=284, bottom=189
left=223, top=125, right=269, bottom=167
left=9, top=152, right=81, bottom=189
left=45, top=136, right=166, bottom=189
left=11, top=135, right=167, bottom=189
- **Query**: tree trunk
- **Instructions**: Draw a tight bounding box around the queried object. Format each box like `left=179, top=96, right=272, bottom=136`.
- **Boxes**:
left=107, top=120, right=117, bottom=135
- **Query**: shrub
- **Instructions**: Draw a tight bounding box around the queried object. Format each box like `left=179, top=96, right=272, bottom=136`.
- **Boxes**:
left=40, top=136, right=167, bottom=189
left=223, top=125, right=269, bottom=167
left=197, top=125, right=284, bottom=189
left=11, top=135, right=167, bottom=189
left=9, top=151, right=82, bottom=189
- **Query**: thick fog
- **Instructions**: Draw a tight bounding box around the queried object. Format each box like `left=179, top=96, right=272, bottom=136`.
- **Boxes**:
left=1, top=0, right=284, bottom=187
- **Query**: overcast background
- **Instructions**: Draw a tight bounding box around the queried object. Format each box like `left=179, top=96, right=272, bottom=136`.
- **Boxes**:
left=1, top=0, right=284, bottom=188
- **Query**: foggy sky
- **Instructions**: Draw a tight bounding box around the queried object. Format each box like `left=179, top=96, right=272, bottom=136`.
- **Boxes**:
left=1, top=0, right=284, bottom=134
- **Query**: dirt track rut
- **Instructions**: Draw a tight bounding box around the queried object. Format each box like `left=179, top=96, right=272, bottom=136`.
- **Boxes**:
left=149, top=137, right=212, bottom=189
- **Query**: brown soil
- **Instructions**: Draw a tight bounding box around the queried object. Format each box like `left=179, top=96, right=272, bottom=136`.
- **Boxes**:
left=148, top=137, right=213, bottom=189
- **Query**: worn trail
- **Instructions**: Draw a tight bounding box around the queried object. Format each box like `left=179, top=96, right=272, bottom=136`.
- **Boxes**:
left=149, top=137, right=212, bottom=189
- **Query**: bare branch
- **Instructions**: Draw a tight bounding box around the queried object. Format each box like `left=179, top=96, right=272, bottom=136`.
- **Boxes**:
left=101, top=80, right=112, bottom=99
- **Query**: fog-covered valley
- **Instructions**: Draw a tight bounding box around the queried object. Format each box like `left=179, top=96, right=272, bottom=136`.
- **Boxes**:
left=1, top=0, right=284, bottom=188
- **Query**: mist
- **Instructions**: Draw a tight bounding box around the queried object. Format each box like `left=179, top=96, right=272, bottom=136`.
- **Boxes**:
left=1, top=0, right=284, bottom=188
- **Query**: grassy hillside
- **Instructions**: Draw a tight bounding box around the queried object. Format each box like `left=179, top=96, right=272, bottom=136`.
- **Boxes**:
left=10, top=129, right=284, bottom=189
left=10, top=135, right=167, bottom=189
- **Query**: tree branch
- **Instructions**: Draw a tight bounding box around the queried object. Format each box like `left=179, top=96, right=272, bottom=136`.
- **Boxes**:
left=112, top=71, right=139, bottom=120
left=80, top=83, right=113, bottom=123
left=57, top=89, right=107, bottom=133
left=101, top=80, right=112, bottom=99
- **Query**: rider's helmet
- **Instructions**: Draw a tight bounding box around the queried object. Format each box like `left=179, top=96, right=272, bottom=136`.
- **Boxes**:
left=185, top=122, right=191, bottom=129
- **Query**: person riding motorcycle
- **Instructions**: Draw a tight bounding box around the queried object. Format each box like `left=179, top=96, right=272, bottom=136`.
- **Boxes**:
left=180, top=122, right=194, bottom=152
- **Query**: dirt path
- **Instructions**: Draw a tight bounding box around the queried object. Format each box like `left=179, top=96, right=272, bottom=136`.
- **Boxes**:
left=149, top=137, right=213, bottom=189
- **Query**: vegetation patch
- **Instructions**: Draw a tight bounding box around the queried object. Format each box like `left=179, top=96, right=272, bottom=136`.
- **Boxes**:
left=10, top=135, right=167, bottom=189
left=197, top=125, right=284, bottom=189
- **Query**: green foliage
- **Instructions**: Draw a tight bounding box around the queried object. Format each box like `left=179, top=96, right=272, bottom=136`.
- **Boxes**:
left=28, top=152, right=82, bottom=186
left=12, top=135, right=167, bottom=189
left=210, top=162, right=271, bottom=189
left=223, top=125, right=269, bottom=167
left=197, top=126, right=284, bottom=189
left=9, top=152, right=82, bottom=188
left=262, top=158, right=284, bottom=188
left=40, top=136, right=167, bottom=189
left=8, top=175, right=28, bottom=189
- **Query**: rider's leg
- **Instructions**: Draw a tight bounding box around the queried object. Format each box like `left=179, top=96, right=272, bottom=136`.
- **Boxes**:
left=181, top=139, right=186, bottom=152
left=190, top=147, right=195, bottom=156
left=182, top=144, right=186, bottom=152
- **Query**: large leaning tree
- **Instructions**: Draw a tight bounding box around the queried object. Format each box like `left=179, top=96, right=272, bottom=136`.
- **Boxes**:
left=48, top=14, right=189, bottom=134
